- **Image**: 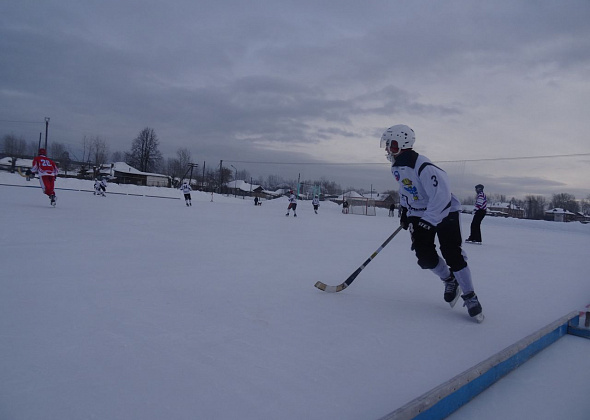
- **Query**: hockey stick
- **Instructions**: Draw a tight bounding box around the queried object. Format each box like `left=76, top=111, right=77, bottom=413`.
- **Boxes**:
left=314, top=225, right=404, bottom=293
left=17, top=167, right=35, bottom=179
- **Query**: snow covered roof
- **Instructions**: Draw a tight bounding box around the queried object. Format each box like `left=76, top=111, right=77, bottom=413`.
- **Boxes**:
left=489, top=202, right=524, bottom=210
left=338, top=191, right=364, bottom=200
left=224, top=179, right=263, bottom=192
left=370, top=193, right=393, bottom=202
left=264, top=188, right=286, bottom=196
left=110, top=162, right=168, bottom=178
left=545, top=207, right=576, bottom=215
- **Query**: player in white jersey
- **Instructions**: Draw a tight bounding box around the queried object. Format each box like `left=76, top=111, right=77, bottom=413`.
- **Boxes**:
left=286, top=190, right=297, bottom=217
left=312, top=195, right=320, bottom=214
left=180, top=182, right=192, bottom=206
left=94, top=178, right=107, bottom=196
left=381, top=124, right=483, bottom=322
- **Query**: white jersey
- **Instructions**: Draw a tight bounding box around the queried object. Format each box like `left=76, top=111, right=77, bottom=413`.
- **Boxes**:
left=100, top=179, right=107, bottom=188
left=288, top=194, right=296, bottom=203
left=312, top=197, right=319, bottom=206
left=94, top=180, right=101, bottom=190
left=391, top=150, right=461, bottom=226
left=180, top=183, right=192, bottom=194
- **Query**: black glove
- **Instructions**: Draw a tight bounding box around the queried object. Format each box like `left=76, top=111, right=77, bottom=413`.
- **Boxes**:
left=400, top=207, right=409, bottom=230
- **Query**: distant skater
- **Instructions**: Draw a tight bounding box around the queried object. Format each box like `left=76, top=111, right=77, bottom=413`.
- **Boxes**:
left=180, top=181, right=192, bottom=206
left=466, top=184, right=487, bottom=244
left=100, top=178, right=108, bottom=196
left=94, top=178, right=107, bottom=196
left=30, top=148, right=58, bottom=206
left=286, top=190, right=297, bottom=217
left=389, top=202, right=396, bottom=217
left=312, top=195, right=320, bottom=214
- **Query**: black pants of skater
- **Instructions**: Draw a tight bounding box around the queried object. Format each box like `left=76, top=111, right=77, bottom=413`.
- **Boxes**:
left=469, top=209, right=486, bottom=242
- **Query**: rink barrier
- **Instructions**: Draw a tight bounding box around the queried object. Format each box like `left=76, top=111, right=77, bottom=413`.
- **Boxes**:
left=0, top=183, right=180, bottom=200
left=569, top=305, right=590, bottom=339
left=379, top=310, right=580, bottom=420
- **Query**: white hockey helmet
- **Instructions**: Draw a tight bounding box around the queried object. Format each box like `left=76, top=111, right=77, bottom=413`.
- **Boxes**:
left=380, top=124, right=415, bottom=161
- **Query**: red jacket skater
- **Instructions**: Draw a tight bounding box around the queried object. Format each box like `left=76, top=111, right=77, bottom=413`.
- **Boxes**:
left=31, top=148, right=58, bottom=197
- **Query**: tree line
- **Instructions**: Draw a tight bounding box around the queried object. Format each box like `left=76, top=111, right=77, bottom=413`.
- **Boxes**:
left=461, top=192, right=590, bottom=220
left=1, top=127, right=349, bottom=195
left=2, top=128, right=590, bottom=217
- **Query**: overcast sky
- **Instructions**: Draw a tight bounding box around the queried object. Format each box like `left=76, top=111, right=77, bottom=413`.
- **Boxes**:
left=1, top=0, right=589, bottom=199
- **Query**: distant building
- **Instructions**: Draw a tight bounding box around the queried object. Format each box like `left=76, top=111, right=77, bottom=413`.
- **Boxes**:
left=544, top=208, right=577, bottom=222
left=370, top=192, right=396, bottom=209
left=487, top=202, right=525, bottom=219
left=224, top=179, right=265, bottom=198
left=98, top=162, right=170, bottom=187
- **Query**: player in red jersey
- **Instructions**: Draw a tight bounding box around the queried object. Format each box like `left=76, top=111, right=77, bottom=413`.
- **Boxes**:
left=30, top=148, right=59, bottom=206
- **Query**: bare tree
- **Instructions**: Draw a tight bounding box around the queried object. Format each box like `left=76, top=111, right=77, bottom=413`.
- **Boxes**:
left=49, top=142, right=67, bottom=159
left=81, top=135, right=91, bottom=164
left=2, top=134, right=27, bottom=156
left=177, top=148, right=191, bottom=171
left=488, top=193, right=507, bottom=204
left=550, top=193, right=579, bottom=213
left=581, top=194, right=590, bottom=215
left=126, top=127, right=163, bottom=172
left=111, top=151, right=125, bottom=162
left=27, top=141, right=39, bottom=156
left=235, top=168, right=250, bottom=181
left=89, top=136, right=109, bottom=167
left=163, top=148, right=192, bottom=183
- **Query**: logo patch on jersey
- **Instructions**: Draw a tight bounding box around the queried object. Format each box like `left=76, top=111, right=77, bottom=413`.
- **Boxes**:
left=402, top=178, right=419, bottom=201
left=393, top=170, right=400, bottom=181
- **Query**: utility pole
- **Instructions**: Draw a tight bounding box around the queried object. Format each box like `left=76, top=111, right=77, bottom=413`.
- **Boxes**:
left=44, top=117, right=50, bottom=150
left=180, top=162, right=199, bottom=187
left=202, top=161, right=206, bottom=190
left=230, top=165, right=237, bottom=197
left=219, top=160, right=223, bottom=193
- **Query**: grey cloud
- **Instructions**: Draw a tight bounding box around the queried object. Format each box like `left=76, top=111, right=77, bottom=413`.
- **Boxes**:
left=2, top=0, right=589, bottom=198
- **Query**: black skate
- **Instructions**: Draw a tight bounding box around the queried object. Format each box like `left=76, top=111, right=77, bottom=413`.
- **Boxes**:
left=462, top=292, right=484, bottom=323
left=50, top=194, right=56, bottom=207
left=443, top=275, right=461, bottom=308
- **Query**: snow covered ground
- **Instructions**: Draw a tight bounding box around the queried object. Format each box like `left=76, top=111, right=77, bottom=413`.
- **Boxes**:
left=1, top=172, right=589, bottom=420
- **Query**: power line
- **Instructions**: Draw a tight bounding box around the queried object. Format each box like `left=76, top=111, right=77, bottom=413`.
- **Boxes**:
left=0, top=119, right=44, bottom=124
left=435, top=153, right=590, bottom=163
left=225, top=153, right=590, bottom=166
